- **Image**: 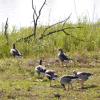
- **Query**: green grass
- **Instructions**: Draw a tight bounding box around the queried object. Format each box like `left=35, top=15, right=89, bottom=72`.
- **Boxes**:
left=0, top=22, right=100, bottom=58
left=0, top=58, right=100, bottom=100
left=0, top=20, right=100, bottom=99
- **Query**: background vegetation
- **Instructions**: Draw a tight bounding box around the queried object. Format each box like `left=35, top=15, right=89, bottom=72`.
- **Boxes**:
left=0, top=20, right=100, bottom=59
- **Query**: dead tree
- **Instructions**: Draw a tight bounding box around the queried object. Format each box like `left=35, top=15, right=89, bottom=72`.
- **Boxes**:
left=32, top=0, right=46, bottom=38
left=15, top=0, right=47, bottom=43
left=4, top=18, right=9, bottom=44
left=15, top=0, right=83, bottom=43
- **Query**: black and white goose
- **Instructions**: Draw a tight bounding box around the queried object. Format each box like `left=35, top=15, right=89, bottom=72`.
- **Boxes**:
left=35, top=59, right=46, bottom=77
left=73, top=71, right=93, bottom=89
left=58, top=49, right=71, bottom=66
left=60, top=75, right=78, bottom=90
left=45, top=70, right=58, bottom=86
left=10, top=43, right=22, bottom=58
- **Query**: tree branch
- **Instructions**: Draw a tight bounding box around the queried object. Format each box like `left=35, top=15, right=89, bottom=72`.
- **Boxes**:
left=63, top=30, right=86, bottom=42
left=42, top=13, right=71, bottom=34
left=36, top=0, right=46, bottom=23
left=15, top=34, right=34, bottom=43
left=62, top=13, right=72, bottom=28
left=33, top=13, right=36, bottom=23
left=38, top=0, right=46, bottom=18
left=32, top=0, right=38, bottom=17
left=39, top=26, right=82, bottom=39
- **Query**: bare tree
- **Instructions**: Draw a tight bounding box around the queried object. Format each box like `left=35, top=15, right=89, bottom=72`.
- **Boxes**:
left=15, top=0, right=83, bottom=43
left=15, top=0, right=47, bottom=43
left=4, top=18, right=9, bottom=44
left=32, top=0, right=46, bottom=38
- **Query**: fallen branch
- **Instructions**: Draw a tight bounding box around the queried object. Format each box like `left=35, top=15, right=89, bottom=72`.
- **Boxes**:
left=43, top=13, right=71, bottom=34
left=15, top=14, right=71, bottom=43
left=15, top=34, right=34, bottom=43
left=39, top=26, right=82, bottom=39
left=63, top=30, right=86, bottom=42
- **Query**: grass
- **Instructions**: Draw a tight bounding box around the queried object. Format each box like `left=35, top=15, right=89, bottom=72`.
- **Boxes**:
left=0, top=20, right=100, bottom=99
left=0, top=58, right=100, bottom=100
left=0, top=22, right=100, bottom=58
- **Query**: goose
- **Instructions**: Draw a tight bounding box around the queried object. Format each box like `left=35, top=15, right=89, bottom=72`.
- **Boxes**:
left=73, top=71, right=93, bottom=89
left=45, top=70, right=58, bottom=86
left=60, top=75, right=78, bottom=90
left=10, top=43, right=22, bottom=58
left=58, top=49, right=71, bottom=66
left=35, top=59, right=46, bottom=77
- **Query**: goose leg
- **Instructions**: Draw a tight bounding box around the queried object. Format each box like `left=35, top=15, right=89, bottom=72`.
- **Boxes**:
left=80, top=80, right=84, bottom=89
left=50, top=80, right=52, bottom=87
left=61, top=61, right=64, bottom=67
left=61, top=84, right=66, bottom=90
left=68, top=84, right=70, bottom=91
left=70, top=83, right=73, bottom=90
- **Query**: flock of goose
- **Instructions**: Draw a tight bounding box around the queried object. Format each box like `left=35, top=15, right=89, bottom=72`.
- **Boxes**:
left=35, top=59, right=93, bottom=90
left=10, top=43, right=93, bottom=90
